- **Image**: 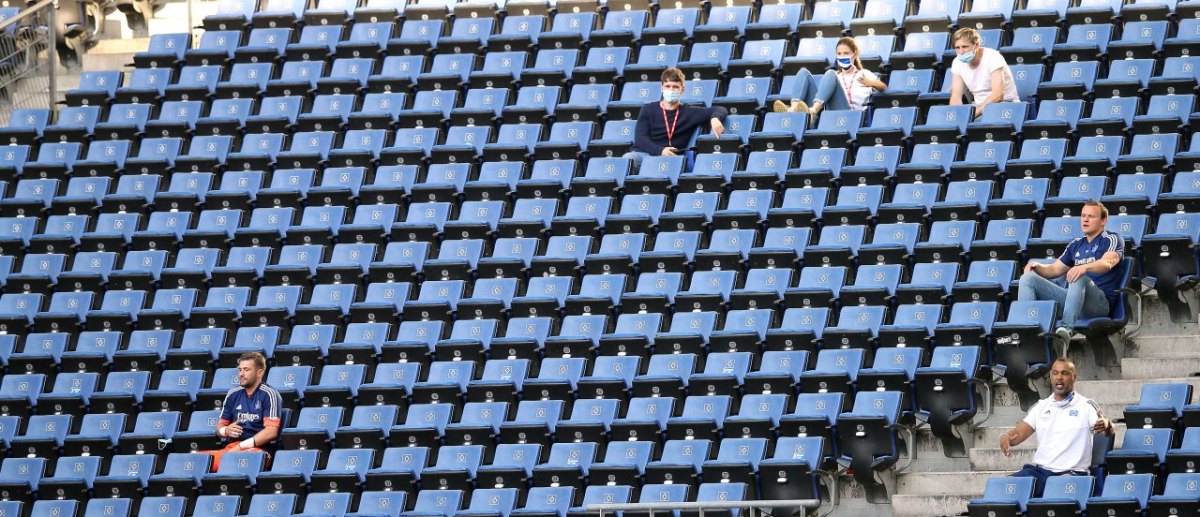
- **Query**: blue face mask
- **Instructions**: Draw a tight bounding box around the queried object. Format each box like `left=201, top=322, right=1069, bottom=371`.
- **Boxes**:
left=662, top=90, right=682, bottom=103
left=836, top=57, right=853, bottom=68
left=957, top=51, right=976, bottom=63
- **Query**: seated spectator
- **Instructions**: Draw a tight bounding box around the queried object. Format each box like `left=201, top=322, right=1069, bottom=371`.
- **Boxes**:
left=949, top=27, right=1020, bottom=118
left=773, top=36, right=887, bottom=118
left=1000, top=357, right=1113, bottom=497
left=200, top=352, right=283, bottom=471
left=625, top=67, right=728, bottom=171
left=1018, top=201, right=1124, bottom=342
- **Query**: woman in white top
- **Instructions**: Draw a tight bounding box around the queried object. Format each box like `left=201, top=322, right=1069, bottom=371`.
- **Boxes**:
left=773, top=36, right=887, bottom=118
left=949, top=27, right=1020, bottom=118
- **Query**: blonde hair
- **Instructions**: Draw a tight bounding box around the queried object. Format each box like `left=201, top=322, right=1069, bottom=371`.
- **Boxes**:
left=953, top=28, right=981, bottom=46
left=1083, top=199, right=1109, bottom=219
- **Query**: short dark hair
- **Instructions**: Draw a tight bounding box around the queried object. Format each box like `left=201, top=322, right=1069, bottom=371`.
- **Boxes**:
left=238, top=351, right=266, bottom=370
left=1083, top=199, right=1109, bottom=219
left=1051, top=357, right=1077, bottom=376
left=661, top=68, right=685, bottom=85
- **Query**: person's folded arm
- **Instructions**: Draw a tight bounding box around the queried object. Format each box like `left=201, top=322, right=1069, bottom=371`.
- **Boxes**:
left=949, top=73, right=965, bottom=105
left=706, top=105, right=729, bottom=121
left=863, top=75, right=887, bottom=91
left=1084, top=251, right=1122, bottom=274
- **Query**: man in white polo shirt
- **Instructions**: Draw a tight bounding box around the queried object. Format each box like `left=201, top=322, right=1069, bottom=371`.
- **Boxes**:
left=999, top=357, right=1114, bottom=497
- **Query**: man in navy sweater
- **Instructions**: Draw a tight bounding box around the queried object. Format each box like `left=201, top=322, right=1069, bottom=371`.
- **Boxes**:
left=625, top=68, right=729, bottom=171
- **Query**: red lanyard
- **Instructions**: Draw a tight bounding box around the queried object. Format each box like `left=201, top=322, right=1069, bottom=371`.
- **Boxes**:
left=838, top=70, right=860, bottom=110
left=662, top=106, right=681, bottom=147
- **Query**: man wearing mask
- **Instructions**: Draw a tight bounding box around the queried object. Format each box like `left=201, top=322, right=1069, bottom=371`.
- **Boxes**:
left=949, top=27, right=1021, bottom=118
left=772, top=36, right=887, bottom=119
left=625, top=67, right=728, bottom=171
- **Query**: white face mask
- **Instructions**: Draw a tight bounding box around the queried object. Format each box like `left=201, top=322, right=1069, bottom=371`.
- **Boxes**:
left=836, top=57, right=853, bottom=68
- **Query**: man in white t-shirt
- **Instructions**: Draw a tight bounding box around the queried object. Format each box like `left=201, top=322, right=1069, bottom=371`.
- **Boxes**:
left=949, top=27, right=1021, bottom=119
left=999, top=358, right=1114, bottom=497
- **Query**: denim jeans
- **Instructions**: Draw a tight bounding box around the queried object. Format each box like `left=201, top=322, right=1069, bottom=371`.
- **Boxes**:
left=1017, top=271, right=1110, bottom=328
left=788, top=69, right=852, bottom=111
left=623, top=151, right=649, bottom=173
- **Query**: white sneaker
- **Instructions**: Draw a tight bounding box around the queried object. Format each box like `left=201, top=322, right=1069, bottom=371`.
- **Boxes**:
left=1054, top=326, right=1072, bottom=343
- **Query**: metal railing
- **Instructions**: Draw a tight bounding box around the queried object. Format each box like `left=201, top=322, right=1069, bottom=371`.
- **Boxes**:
left=587, top=499, right=824, bottom=517
left=0, top=0, right=58, bottom=124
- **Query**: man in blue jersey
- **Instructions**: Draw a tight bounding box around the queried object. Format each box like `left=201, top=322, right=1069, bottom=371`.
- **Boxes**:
left=203, top=351, right=282, bottom=471
left=1018, top=200, right=1125, bottom=343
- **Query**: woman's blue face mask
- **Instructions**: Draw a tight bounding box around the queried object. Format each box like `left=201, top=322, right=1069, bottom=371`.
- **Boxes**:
left=836, top=57, right=853, bottom=68
left=662, top=90, right=682, bottom=103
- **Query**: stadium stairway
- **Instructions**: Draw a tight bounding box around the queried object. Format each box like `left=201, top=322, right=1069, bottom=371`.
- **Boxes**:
left=886, top=294, right=1200, bottom=517
left=66, top=0, right=220, bottom=77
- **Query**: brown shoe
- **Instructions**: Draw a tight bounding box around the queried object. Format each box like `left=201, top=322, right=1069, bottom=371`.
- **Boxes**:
left=791, top=100, right=810, bottom=114
left=772, top=100, right=791, bottom=113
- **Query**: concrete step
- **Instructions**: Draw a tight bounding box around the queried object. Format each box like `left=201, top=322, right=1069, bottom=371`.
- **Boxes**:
left=1074, top=377, right=1200, bottom=405
left=1135, top=291, right=1200, bottom=337
left=968, top=447, right=1034, bottom=471
left=79, top=38, right=143, bottom=73
left=889, top=495, right=974, bottom=517
left=1126, top=335, right=1200, bottom=359
left=896, top=470, right=1000, bottom=496
left=893, top=471, right=1010, bottom=516
left=829, top=501, right=893, bottom=517
left=1121, top=357, right=1200, bottom=380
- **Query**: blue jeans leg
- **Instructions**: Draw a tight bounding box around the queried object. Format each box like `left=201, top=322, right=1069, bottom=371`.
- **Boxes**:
left=1018, top=271, right=1067, bottom=306
left=789, top=69, right=820, bottom=104
left=623, top=151, right=648, bottom=173
left=1018, top=271, right=1111, bottom=328
left=813, top=70, right=852, bottom=111
left=1062, top=276, right=1110, bottom=328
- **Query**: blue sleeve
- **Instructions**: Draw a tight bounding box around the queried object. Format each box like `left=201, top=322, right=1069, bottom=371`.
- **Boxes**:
left=1105, top=232, right=1125, bottom=258
left=699, top=105, right=728, bottom=122
left=266, top=387, right=282, bottom=426
left=219, top=390, right=236, bottom=423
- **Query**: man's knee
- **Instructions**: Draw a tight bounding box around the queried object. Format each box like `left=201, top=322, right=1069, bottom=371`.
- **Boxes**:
left=1019, top=271, right=1042, bottom=289
left=1066, top=275, right=1095, bottom=290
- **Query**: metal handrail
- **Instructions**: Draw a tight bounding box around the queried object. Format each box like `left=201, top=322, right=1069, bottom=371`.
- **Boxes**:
left=587, top=500, right=823, bottom=511
left=0, top=0, right=59, bottom=116
left=0, top=0, right=55, bottom=32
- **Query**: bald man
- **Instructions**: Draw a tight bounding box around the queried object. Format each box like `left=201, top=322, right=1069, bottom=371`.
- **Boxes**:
left=999, top=358, right=1114, bottom=497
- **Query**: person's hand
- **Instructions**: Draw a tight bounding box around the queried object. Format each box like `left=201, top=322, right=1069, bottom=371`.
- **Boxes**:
left=1000, top=432, right=1013, bottom=457
left=1024, top=262, right=1040, bottom=274
left=973, top=105, right=984, bottom=119
left=661, top=147, right=678, bottom=157
left=857, top=75, right=868, bottom=85
left=1092, top=416, right=1112, bottom=434
left=1066, top=265, right=1089, bottom=283
left=226, top=423, right=243, bottom=439
left=710, top=118, right=725, bottom=137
